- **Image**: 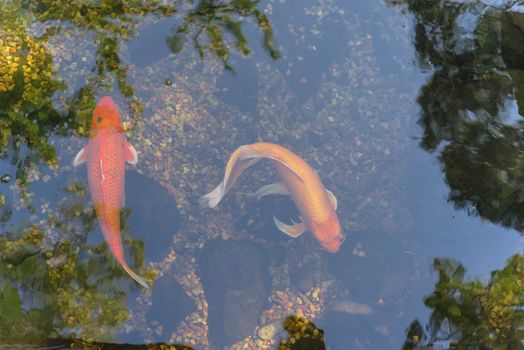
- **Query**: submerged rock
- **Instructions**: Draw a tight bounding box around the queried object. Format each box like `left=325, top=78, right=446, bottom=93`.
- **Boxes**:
left=145, top=274, right=194, bottom=341
left=198, top=240, right=270, bottom=348
left=125, top=171, right=180, bottom=261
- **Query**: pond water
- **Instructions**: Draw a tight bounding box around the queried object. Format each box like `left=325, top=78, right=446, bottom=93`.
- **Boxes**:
left=2, top=0, right=524, bottom=349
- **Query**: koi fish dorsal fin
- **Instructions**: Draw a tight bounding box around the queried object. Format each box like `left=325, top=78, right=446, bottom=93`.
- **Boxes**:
left=125, top=142, right=138, bottom=165
left=73, top=145, right=89, bottom=167
left=326, top=189, right=338, bottom=211
left=273, top=216, right=307, bottom=238
left=199, top=145, right=262, bottom=208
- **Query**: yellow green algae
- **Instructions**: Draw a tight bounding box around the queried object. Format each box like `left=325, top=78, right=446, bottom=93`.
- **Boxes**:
left=0, top=1, right=62, bottom=167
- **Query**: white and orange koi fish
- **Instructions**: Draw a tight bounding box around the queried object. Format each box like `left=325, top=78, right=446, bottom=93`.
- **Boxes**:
left=200, top=142, right=344, bottom=252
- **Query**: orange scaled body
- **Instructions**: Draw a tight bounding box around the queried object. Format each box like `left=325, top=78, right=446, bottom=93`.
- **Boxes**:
left=73, top=96, right=147, bottom=287
left=200, top=142, right=344, bottom=252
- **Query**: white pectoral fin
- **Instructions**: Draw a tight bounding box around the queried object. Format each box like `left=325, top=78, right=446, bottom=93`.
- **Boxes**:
left=273, top=216, right=307, bottom=238
left=326, top=189, right=338, bottom=211
left=73, top=145, right=89, bottom=167
left=247, top=182, right=289, bottom=200
left=125, top=142, right=138, bottom=165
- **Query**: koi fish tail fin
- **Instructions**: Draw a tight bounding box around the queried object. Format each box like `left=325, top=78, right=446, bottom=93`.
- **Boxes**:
left=199, top=184, right=224, bottom=208
left=122, top=263, right=149, bottom=289
left=199, top=145, right=262, bottom=208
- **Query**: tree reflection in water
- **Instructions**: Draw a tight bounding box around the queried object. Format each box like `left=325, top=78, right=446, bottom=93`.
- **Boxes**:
left=0, top=1, right=282, bottom=346
left=392, top=0, right=524, bottom=231
left=391, top=0, right=524, bottom=347
left=0, top=0, right=280, bottom=184
left=0, top=180, right=148, bottom=345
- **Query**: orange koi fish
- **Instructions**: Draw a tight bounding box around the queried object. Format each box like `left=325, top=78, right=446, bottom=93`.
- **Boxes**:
left=73, top=96, right=148, bottom=288
left=200, top=142, right=345, bottom=252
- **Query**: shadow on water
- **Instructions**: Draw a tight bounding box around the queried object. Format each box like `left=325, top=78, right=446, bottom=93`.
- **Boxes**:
left=125, top=171, right=180, bottom=261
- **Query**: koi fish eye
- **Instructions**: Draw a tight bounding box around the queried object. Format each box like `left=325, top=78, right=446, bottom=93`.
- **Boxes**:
left=97, top=116, right=103, bottom=123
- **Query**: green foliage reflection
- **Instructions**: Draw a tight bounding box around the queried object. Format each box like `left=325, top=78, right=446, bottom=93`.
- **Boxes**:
left=172, top=0, right=280, bottom=70
left=20, top=0, right=177, bottom=99
left=0, top=0, right=279, bottom=182
left=0, top=1, right=97, bottom=184
left=0, top=1, right=64, bottom=169
left=0, top=182, right=146, bottom=345
left=403, top=255, right=524, bottom=349
left=392, top=0, right=524, bottom=232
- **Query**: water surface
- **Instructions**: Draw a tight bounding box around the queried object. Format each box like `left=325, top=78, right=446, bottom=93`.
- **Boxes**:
left=2, top=0, right=524, bottom=349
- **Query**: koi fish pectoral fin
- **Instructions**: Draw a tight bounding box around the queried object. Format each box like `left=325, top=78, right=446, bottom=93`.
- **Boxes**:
left=326, top=189, right=338, bottom=211
left=273, top=216, right=307, bottom=238
left=124, top=142, right=138, bottom=165
left=247, top=182, right=289, bottom=200
left=73, top=145, right=89, bottom=167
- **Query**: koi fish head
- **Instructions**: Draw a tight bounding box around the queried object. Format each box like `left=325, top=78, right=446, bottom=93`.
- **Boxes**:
left=91, top=96, right=122, bottom=132
left=310, top=211, right=345, bottom=253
